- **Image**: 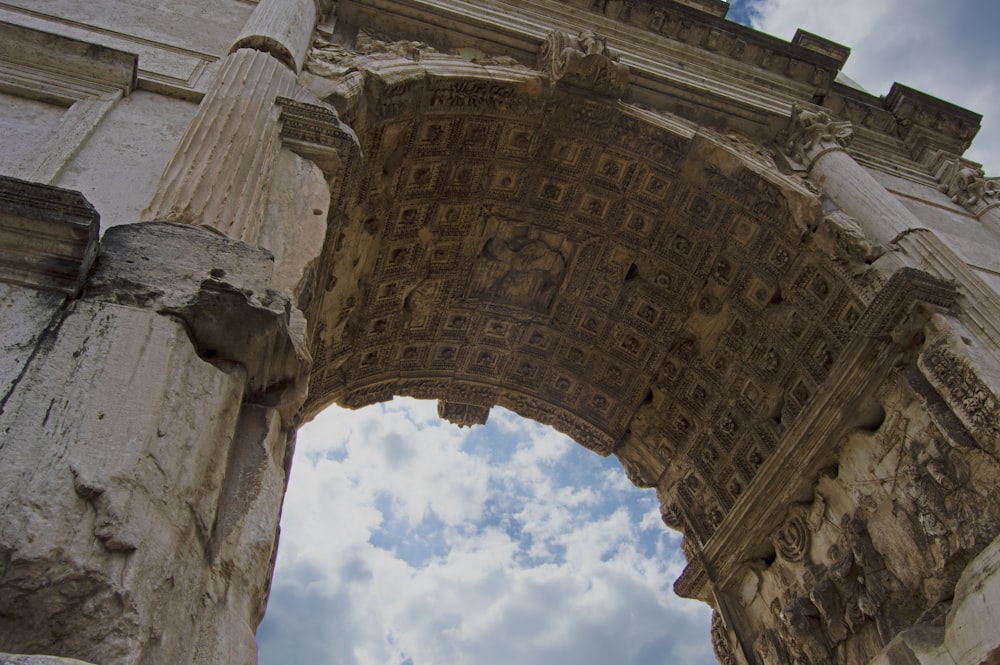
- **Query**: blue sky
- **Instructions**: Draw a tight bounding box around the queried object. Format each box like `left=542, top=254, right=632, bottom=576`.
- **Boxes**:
left=257, top=2, right=999, bottom=663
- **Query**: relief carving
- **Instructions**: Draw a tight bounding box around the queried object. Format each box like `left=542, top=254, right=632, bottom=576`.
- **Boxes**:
left=471, top=225, right=571, bottom=313
left=537, top=30, right=630, bottom=97
left=753, top=625, right=793, bottom=665
left=922, top=342, right=1000, bottom=445
left=899, top=442, right=976, bottom=572
left=806, top=564, right=849, bottom=646
left=710, top=611, right=739, bottom=665
left=774, top=513, right=810, bottom=563
left=780, top=596, right=830, bottom=663
left=842, top=515, right=897, bottom=640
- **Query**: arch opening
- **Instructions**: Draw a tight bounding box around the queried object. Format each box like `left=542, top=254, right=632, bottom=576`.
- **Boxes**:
left=299, top=63, right=884, bottom=545
left=256, top=399, right=715, bottom=664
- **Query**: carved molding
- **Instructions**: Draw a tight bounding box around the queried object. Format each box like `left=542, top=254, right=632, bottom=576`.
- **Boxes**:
left=782, top=104, right=854, bottom=171
left=0, top=176, right=100, bottom=297
left=854, top=267, right=958, bottom=338
left=437, top=400, right=491, bottom=427
left=537, top=30, right=630, bottom=98
left=276, top=96, right=360, bottom=176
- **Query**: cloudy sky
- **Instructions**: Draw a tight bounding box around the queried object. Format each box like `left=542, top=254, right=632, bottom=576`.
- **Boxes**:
left=257, top=3, right=999, bottom=663
left=731, top=0, right=1000, bottom=173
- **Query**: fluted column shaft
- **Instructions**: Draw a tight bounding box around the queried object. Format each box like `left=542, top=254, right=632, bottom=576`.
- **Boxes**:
left=142, top=0, right=320, bottom=243
left=142, top=48, right=296, bottom=242
left=783, top=105, right=913, bottom=247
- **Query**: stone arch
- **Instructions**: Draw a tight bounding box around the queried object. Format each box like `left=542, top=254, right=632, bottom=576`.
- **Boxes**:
left=4, top=3, right=1000, bottom=665
left=296, top=43, right=910, bottom=585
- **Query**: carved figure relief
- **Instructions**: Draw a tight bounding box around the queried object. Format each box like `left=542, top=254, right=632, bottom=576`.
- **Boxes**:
left=780, top=595, right=830, bottom=664
left=899, top=442, right=976, bottom=572
left=471, top=225, right=571, bottom=313
left=537, top=30, right=630, bottom=97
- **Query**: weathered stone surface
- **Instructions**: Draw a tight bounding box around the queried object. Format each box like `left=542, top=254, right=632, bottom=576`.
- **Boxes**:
left=2, top=2, right=1000, bottom=665
left=233, top=0, right=318, bottom=72
left=0, top=299, right=246, bottom=664
left=88, top=222, right=311, bottom=416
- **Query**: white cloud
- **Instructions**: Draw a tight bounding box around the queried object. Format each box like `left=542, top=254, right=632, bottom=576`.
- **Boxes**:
left=258, top=399, right=714, bottom=665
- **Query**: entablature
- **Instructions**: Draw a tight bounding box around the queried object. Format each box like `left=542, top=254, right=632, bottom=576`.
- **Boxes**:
left=331, top=0, right=982, bottom=179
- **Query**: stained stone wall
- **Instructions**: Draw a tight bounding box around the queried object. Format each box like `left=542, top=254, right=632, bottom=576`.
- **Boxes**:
left=2, top=1, right=1000, bottom=665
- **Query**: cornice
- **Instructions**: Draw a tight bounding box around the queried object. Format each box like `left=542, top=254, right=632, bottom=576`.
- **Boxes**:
left=0, top=176, right=100, bottom=297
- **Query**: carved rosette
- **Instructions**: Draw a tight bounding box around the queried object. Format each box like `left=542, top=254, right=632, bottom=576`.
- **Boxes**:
left=937, top=158, right=1000, bottom=217
left=537, top=30, right=630, bottom=98
left=782, top=104, right=854, bottom=171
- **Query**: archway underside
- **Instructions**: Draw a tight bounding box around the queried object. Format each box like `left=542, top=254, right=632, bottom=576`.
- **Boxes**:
left=300, top=59, right=889, bottom=538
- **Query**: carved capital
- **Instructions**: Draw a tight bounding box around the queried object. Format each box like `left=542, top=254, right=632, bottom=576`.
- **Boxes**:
left=276, top=97, right=360, bottom=176
left=937, top=158, right=1000, bottom=217
left=782, top=104, right=854, bottom=171
left=537, top=30, right=630, bottom=98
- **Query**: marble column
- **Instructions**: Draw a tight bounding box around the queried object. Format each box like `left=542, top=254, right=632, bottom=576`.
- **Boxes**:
left=782, top=105, right=912, bottom=247
left=142, top=0, right=320, bottom=243
left=782, top=105, right=1000, bottom=356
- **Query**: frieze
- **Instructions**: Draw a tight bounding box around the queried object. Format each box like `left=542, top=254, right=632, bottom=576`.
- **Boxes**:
left=537, top=30, right=630, bottom=98
left=920, top=340, right=1000, bottom=449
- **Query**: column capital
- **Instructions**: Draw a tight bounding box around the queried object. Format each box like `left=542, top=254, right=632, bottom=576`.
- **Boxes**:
left=937, top=158, right=1000, bottom=218
left=781, top=104, right=854, bottom=171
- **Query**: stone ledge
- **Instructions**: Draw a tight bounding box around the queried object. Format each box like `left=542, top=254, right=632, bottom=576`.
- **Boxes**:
left=0, top=176, right=99, bottom=297
left=0, top=655, right=97, bottom=665
left=88, top=221, right=311, bottom=418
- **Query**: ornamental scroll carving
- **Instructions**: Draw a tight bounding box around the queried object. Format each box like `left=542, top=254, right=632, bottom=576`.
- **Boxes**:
left=537, top=30, right=630, bottom=98
left=937, top=158, right=1000, bottom=217
left=782, top=104, right=854, bottom=171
